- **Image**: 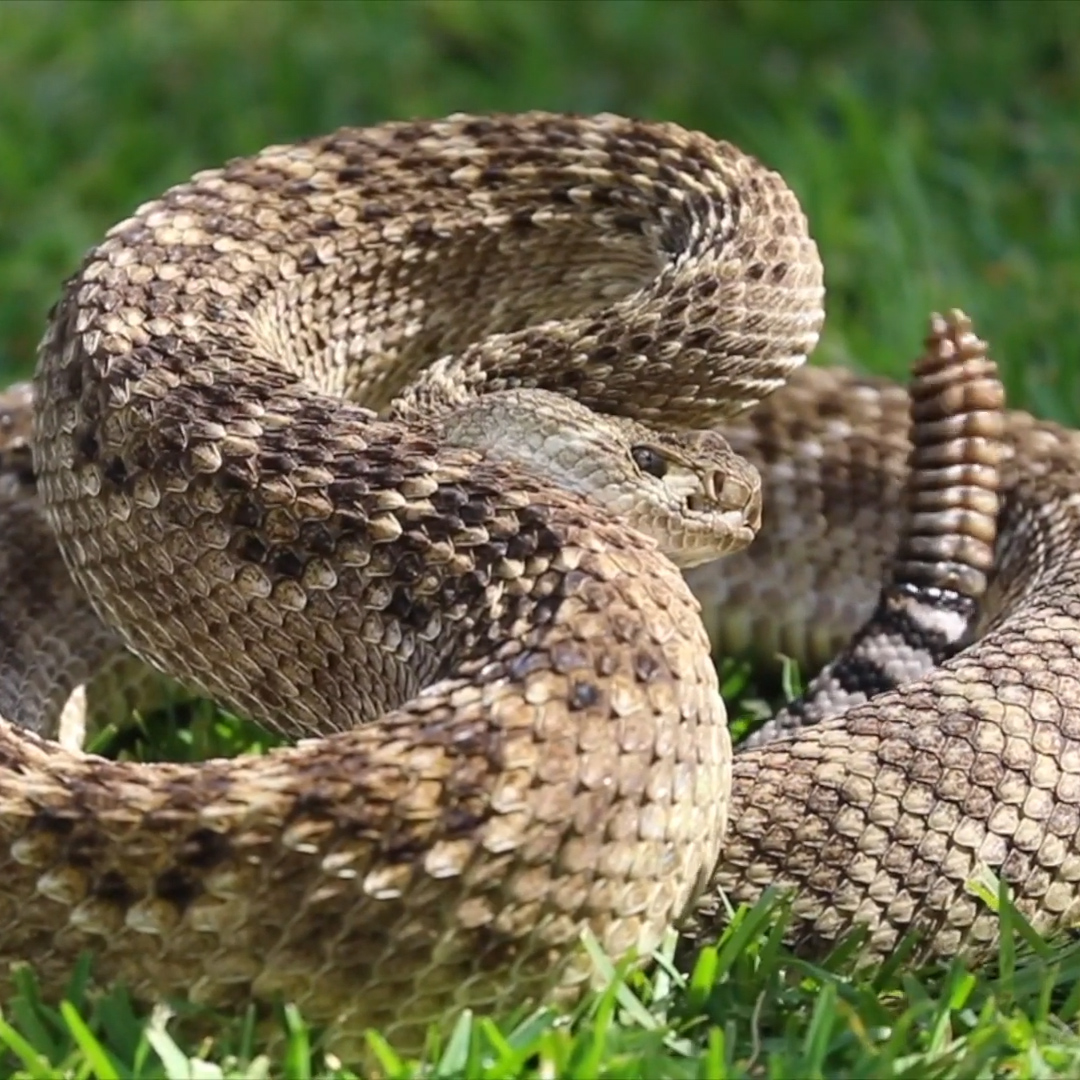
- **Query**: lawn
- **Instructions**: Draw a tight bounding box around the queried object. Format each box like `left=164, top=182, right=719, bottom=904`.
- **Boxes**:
left=1, top=0, right=1079, bottom=1076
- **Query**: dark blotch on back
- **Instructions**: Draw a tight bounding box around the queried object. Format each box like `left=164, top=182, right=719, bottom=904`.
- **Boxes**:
left=237, top=534, right=267, bottom=564
left=271, top=550, right=305, bottom=580
left=93, top=869, right=136, bottom=908
left=569, top=681, right=600, bottom=710
left=633, top=650, right=663, bottom=681
left=103, top=456, right=129, bottom=491
left=178, top=827, right=232, bottom=871
left=74, top=429, right=99, bottom=466
left=30, top=809, right=75, bottom=837
left=155, top=867, right=202, bottom=911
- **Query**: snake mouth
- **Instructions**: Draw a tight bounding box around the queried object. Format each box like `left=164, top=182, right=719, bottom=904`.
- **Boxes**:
left=684, top=499, right=755, bottom=536
left=687, top=491, right=747, bottom=517
left=688, top=471, right=758, bottom=519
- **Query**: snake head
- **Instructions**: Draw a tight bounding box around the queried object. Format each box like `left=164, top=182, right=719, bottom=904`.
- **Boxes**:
left=627, top=428, right=762, bottom=568
left=436, top=388, right=762, bottom=571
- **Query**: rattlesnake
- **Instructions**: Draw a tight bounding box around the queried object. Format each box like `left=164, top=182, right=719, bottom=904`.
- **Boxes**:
left=2, top=112, right=1079, bottom=1059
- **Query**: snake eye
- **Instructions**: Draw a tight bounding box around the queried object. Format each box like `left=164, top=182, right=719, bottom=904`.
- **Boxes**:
left=631, top=445, right=668, bottom=479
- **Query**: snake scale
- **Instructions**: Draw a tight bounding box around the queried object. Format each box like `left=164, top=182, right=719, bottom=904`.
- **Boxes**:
left=0, top=112, right=1078, bottom=1058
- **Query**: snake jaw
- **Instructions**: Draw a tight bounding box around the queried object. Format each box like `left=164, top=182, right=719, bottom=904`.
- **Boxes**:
left=688, top=465, right=761, bottom=529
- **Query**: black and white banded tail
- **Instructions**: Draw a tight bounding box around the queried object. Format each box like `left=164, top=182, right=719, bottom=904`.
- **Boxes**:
left=742, top=310, right=1006, bottom=748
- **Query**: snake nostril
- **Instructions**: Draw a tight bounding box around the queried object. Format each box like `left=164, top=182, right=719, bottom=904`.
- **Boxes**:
left=719, top=476, right=748, bottom=512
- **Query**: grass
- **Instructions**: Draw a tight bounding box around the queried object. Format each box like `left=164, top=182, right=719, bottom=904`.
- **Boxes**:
left=6, top=866, right=1080, bottom=1079
left=1, top=0, right=1080, bottom=1076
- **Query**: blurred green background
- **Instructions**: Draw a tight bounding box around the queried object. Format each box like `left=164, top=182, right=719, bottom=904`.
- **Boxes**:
left=1, top=0, right=1078, bottom=421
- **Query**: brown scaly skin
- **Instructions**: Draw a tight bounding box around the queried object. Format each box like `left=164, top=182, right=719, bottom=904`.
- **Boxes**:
left=25, top=112, right=820, bottom=1058
left=0, top=112, right=1075, bottom=1058
left=692, top=362, right=1080, bottom=963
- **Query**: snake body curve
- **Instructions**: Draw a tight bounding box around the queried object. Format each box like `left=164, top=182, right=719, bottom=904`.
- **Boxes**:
left=2, top=112, right=1079, bottom=1056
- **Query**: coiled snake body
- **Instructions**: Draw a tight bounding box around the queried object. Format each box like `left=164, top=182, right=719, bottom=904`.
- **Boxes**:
left=2, top=113, right=1079, bottom=1056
